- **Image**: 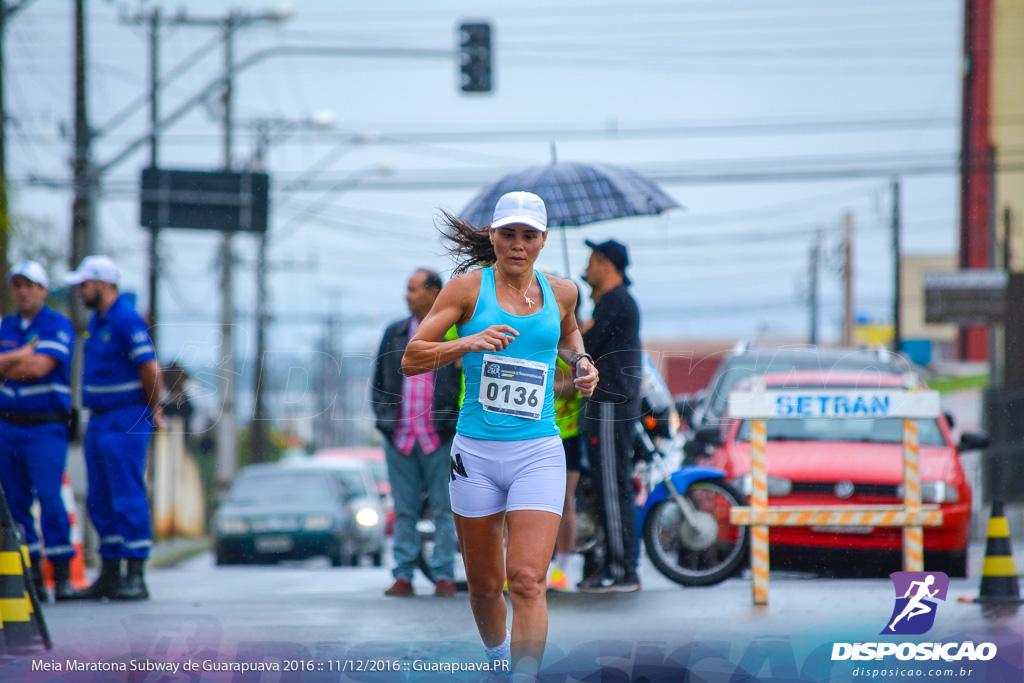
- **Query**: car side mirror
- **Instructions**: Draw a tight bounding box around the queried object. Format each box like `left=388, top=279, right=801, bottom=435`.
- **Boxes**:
left=957, top=432, right=990, bottom=452
left=694, top=426, right=724, bottom=447
left=943, top=412, right=956, bottom=431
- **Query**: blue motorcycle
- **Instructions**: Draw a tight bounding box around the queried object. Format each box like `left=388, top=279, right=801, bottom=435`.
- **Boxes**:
left=634, top=420, right=749, bottom=586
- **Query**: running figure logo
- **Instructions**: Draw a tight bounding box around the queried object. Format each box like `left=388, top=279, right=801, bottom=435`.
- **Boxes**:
left=882, top=571, right=949, bottom=635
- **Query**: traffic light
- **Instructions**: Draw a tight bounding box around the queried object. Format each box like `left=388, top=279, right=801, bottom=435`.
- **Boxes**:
left=458, top=22, right=492, bottom=93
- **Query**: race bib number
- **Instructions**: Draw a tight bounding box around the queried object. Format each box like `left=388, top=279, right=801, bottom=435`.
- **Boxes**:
left=479, top=354, right=547, bottom=420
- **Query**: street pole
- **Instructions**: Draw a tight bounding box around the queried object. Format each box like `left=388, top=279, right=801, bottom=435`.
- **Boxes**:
left=0, top=2, right=9, bottom=314
left=0, top=0, right=35, bottom=315
left=891, top=177, right=902, bottom=353
left=70, top=0, right=93, bottom=329
left=252, top=122, right=269, bottom=464
left=147, top=7, right=160, bottom=344
left=218, top=15, right=237, bottom=488
left=842, top=211, right=854, bottom=346
left=808, top=233, right=819, bottom=345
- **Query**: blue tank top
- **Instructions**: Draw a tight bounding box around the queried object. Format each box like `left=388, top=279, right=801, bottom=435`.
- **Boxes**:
left=456, top=267, right=561, bottom=441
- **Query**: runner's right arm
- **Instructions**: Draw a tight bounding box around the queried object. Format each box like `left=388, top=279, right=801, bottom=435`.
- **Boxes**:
left=402, top=272, right=519, bottom=376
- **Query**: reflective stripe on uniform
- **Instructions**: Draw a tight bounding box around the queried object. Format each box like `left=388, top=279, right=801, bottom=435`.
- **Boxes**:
left=36, top=341, right=70, bottom=355
left=129, top=345, right=154, bottom=361
left=85, top=381, right=143, bottom=394
left=18, top=383, right=71, bottom=397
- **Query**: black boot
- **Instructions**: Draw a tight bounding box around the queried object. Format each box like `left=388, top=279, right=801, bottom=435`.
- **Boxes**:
left=115, top=558, right=149, bottom=601
left=52, top=561, right=75, bottom=602
left=69, top=557, right=122, bottom=601
left=30, top=561, right=49, bottom=603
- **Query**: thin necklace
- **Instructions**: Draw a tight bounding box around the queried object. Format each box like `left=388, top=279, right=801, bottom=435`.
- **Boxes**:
left=495, top=267, right=536, bottom=308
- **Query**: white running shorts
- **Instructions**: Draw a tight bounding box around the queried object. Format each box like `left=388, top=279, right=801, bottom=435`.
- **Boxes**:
left=449, top=434, right=566, bottom=518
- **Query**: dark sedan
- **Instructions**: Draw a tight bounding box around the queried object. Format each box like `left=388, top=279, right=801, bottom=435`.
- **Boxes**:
left=213, top=464, right=380, bottom=567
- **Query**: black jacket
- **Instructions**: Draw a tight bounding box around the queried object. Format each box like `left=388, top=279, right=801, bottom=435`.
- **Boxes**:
left=582, top=284, right=642, bottom=404
left=371, top=317, right=461, bottom=443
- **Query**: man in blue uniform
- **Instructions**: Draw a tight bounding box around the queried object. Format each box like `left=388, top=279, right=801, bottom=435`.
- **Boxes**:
left=65, top=255, right=164, bottom=601
left=0, top=261, right=76, bottom=601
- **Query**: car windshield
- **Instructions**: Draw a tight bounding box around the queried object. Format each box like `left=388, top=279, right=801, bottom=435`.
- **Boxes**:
left=323, top=470, right=370, bottom=501
left=364, top=460, right=387, bottom=485
left=227, top=472, right=336, bottom=505
left=736, top=417, right=946, bottom=446
left=706, top=351, right=906, bottom=420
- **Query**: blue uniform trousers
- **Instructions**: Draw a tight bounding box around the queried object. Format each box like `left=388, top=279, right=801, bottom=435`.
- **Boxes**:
left=0, top=418, right=74, bottom=562
left=83, top=403, right=153, bottom=559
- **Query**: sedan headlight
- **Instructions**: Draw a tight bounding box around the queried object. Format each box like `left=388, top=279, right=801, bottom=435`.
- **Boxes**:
left=217, top=517, right=249, bottom=535
left=302, top=515, right=334, bottom=531
left=356, top=507, right=380, bottom=527
left=896, top=481, right=959, bottom=503
left=731, top=475, right=792, bottom=497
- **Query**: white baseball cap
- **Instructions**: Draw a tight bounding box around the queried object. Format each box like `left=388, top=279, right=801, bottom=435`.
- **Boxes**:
left=491, top=191, right=548, bottom=232
left=64, top=255, right=119, bottom=285
left=9, top=260, right=49, bottom=288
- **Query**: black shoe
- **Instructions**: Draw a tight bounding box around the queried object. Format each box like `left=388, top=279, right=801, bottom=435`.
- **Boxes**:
left=115, top=559, right=149, bottom=601
left=52, top=562, right=75, bottom=602
left=577, top=573, right=616, bottom=593
left=612, top=572, right=641, bottom=593
left=69, top=558, right=122, bottom=601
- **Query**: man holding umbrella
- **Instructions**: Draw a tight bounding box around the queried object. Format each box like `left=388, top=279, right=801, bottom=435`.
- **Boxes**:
left=578, top=239, right=642, bottom=593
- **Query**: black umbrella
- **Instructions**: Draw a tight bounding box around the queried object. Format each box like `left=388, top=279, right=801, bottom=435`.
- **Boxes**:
left=460, top=161, right=680, bottom=276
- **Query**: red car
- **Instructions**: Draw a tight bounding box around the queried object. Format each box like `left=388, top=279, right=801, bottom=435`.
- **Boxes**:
left=314, top=447, right=394, bottom=536
left=693, top=371, right=988, bottom=577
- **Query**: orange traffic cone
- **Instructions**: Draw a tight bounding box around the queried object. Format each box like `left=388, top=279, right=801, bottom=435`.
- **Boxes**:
left=42, top=472, right=87, bottom=590
left=959, top=500, right=1023, bottom=604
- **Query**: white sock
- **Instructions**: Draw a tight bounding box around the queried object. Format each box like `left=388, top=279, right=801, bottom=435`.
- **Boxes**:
left=554, top=553, right=573, bottom=575
left=484, top=629, right=511, bottom=665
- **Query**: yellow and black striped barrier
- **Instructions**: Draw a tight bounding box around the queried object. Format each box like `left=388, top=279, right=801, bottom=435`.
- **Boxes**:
left=960, top=500, right=1023, bottom=604
left=0, top=483, right=51, bottom=657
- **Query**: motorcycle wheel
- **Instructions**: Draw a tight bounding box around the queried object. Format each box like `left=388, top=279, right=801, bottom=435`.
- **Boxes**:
left=643, top=479, right=749, bottom=586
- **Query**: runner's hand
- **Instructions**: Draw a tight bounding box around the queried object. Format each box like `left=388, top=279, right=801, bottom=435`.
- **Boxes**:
left=466, top=325, right=519, bottom=353
left=573, top=358, right=598, bottom=397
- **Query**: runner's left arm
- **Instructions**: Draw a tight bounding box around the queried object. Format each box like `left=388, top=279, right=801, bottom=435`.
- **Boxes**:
left=552, top=278, right=598, bottom=396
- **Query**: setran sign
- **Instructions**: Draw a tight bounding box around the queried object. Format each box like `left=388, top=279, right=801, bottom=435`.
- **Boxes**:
left=140, top=168, right=269, bottom=234
left=727, top=389, right=941, bottom=420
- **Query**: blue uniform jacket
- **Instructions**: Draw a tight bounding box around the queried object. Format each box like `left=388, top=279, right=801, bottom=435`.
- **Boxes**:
left=0, top=306, right=74, bottom=413
left=82, top=295, right=156, bottom=412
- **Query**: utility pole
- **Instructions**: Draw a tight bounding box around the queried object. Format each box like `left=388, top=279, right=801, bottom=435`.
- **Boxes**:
left=842, top=211, right=854, bottom=346
left=0, top=0, right=34, bottom=314
left=251, top=123, right=270, bottom=464
left=147, top=7, right=160, bottom=343
left=219, top=14, right=237, bottom=487
left=808, top=232, right=820, bottom=345
left=151, top=7, right=294, bottom=486
left=891, top=177, right=902, bottom=353
left=70, top=0, right=94, bottom=331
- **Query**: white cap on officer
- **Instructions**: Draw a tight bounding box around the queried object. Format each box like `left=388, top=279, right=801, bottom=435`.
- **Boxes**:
left=64, top=255, right=119, bottom=285
left=9, top=260, right=49, bottom=289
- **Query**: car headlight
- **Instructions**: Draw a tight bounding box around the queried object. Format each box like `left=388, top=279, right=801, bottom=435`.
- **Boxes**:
left=731, top=475, right=792, bottom=497
left=356, top=507, right=380, bottom=527
left=217, top=517, right=249, bottom=535
left=302, top=515, right=334, bottom=531
left=896, top=481, right=959, bottom=503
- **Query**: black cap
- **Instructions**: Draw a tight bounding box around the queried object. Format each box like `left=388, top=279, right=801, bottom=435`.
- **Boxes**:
left=585, top=239, right=631, bottom=285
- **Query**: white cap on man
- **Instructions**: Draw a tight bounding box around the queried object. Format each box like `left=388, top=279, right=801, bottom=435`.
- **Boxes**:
left=9, top=260, right=49, bottom=289
left=64, top=255, right=119, bottom=285
left=491, top=191, right=548, bottom=232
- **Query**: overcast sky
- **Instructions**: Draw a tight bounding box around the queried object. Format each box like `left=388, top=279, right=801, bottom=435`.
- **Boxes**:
left=7, top=0, right=963, bottom=368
